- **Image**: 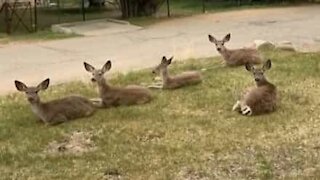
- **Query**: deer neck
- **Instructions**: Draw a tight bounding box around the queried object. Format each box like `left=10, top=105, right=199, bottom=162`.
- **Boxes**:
left=256, top=78, right=273, bottom=88
left=29, top=101, right=46, bottom=120
left=220, top=47, right=231, bottom=60
left=97, top=78, right=110, bottom=96
left=160, top=68, right=170, bottom=84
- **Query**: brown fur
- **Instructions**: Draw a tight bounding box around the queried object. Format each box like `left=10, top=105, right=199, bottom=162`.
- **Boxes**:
left=14, top=79, right=95, bottom=125
left=208, top=33, right=262, bottom=67
left=97, top=79, right=152, bottom=107
left=243, top=83, right=277, bottom=115
left=84, top=61, right=152, bottom=108
left=233, top=60, right=277, bottom=115
left=222, top=48, right=262, bottom=66
left=152, top=56, right=202, bottom=89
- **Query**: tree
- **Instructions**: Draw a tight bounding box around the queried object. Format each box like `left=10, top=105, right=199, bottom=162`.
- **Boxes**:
left=88, top=0, right=105, bottom=7
left=119, top=0, right=165, bottom=18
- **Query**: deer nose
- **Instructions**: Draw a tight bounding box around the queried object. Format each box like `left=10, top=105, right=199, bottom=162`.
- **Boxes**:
left=28, top=97, right=34, bottom=102
left=217, top=47, right=221, bottom=51
left=91, top=78, right=96, bottom=82
left=255, top=78, right=260, bottom=82
left=152, top=71, right=155, bottom=74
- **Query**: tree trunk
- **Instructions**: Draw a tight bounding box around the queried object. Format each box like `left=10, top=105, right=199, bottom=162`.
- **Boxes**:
left=119, top=0, right=165, bottom=18
left=88, top=0, right=104, bottom=7
left=119, top=0, right=128, bottom=18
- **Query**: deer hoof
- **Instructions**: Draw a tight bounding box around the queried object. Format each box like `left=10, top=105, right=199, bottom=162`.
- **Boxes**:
left=241, top=105, right=252, bottom=116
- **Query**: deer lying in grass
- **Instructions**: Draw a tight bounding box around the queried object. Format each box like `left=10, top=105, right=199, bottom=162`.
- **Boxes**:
left=149, top=56, right=202, bottom=89
left=232, top=60, right=277, bottom=116
left=208, top=33, right=262, bottom=67
left=14, top=79, right=95, bottom=125
left=84, top=60, right=152, bottom=108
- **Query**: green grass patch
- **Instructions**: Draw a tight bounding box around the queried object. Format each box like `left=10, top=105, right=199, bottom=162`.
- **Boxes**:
left=0, top=50, right=320, bottom=179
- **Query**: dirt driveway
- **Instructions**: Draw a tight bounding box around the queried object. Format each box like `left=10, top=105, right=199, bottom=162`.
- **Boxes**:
left=0, top=5, right=319, bottom=94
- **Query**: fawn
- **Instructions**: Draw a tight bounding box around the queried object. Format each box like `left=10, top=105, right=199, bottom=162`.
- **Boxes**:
left=208, top=33, right=262, bottom=66
left=150, top=56, right=202, bottom=89
left=232, top=59, right=277, bottom=116
left=14, top=79, right=95, bottom=125
left=84, top=60, right=152, bottom=108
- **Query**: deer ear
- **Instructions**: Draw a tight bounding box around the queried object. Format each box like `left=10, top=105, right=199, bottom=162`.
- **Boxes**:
left=263, top=59, right=272, bottom=71
left=208, top=34, right=217, bottom=43
left=84, top=62, right=95, bottom=72
left=245, top=63, right=254, bottom=72
left=223, top=33, right=231, bottom=42
left=37, top=78, right=50, bottom=91
left=15, top=80, right=27, bottom=92
left=102, top=60, right=112, bottom=73
left=161, top=56, right=167, bottom=64
left=167, top=56, right=173, bottom=65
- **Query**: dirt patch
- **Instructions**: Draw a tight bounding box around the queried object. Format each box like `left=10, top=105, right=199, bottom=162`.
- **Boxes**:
left=137, top=130, right=165, bottom=143
left=175, top=167, right=209, bottom=180
left=46, top=131, right=96, bottom=155
left=103, top=169, right=123, bottom=180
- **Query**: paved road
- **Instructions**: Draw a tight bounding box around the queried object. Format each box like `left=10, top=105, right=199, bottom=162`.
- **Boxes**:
left=0, top=6, right=319, bottom=94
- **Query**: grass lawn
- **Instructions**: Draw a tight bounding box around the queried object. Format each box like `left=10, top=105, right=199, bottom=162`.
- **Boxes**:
left=0, top=50, right=320, bottom=179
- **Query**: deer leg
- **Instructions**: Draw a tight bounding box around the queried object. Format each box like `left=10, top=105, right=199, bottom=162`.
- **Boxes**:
left=219, top=59, right=227, bottom=66
left=48, top=114, right=68, bottom=126
left=136, top=97, right=150, bottom=105
left=241, top=105, right=253, bottom=116
left=90, top=98, right=104, bottom=108
left=90, top=98, right=102, bottom=103
left=232, top=100, right=241, bottom=111
left=85, top=105, right=96, bottom=116
left=147, top=83, right=163, bottom=89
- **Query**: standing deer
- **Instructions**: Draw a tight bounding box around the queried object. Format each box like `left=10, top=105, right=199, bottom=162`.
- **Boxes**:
left=208, top=33, right=262, bottom=66
left=150, top=56, right=202, bottom=89
left=83, top=60, right=152, bottom=108
left=232, top=59, right=277, bottom=116
left=14, top=78, right=95, bottom=125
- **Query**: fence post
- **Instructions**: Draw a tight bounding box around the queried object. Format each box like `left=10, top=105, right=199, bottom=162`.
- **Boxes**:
left=127, top=0, right=131, bottom=17
left=29, top=2, right=33, bottom=32
left=81, top=0, right=86, bottom=21
left=4, top=3, right=11, bottom=34
left=57, top=0, right=61, bottom=23
left=34, top=0, right=37, bottom=32
left=166, top=0, right=170, bottom=17
left=202, top=0, right=205, bottom=13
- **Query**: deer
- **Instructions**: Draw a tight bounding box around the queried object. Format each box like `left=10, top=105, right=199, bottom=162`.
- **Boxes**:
left=208, top=33, right=262, bottom=67
left=14, top=78, right=95, bottom=125
left=83, top=60, right=152, bottom=108
left=232, top=59, right=277, bottom=116
left=149, top=56, right=202, bottom=89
